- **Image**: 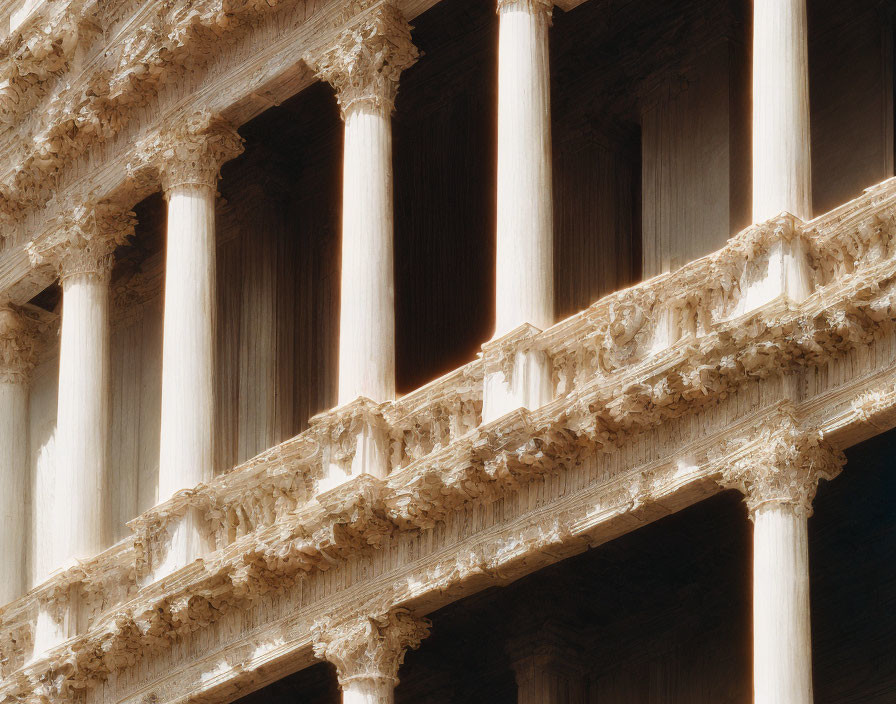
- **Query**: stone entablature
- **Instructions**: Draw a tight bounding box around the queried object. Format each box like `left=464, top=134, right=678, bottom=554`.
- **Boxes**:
left=1, top=177, right=896, bottom=702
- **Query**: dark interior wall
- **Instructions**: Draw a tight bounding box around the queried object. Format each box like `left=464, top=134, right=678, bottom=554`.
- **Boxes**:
left=551, top=0, right=644, bottom=314
left=393, top=0, right=498, bottom=393
left=811, top=430, right=896, bottom=704
left=216, top=82, right=342, bottom=468
left=810, top=0, right=895, bottom=216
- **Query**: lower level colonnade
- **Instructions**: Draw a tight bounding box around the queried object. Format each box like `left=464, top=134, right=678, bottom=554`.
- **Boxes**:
left=279, top=415, right=846, bottom=704
left=234, top=431, right=896, bottom=703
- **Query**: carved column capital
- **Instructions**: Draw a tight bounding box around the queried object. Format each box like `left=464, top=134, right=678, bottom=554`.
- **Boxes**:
left=0, top=306, right=39, bottom=384
left=312, top=608, right=431, bottom=688
left=306, top=2, right=418, bottom=118
left=131, top=111, right=244, bottom=193
left=497, top=0, right=553, bottom=18
left=720, top=408, right=845, bottom=520
left=27, top=201, right=136, bottom=284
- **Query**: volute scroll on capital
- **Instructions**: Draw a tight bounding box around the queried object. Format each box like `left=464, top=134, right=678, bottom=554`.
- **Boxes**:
left=0, top=305, right=40, bottom=384
left=312, top=608, right=431, bottom=688
left=26, top=202, right=137, bottom=284
left=305, top=2, right=419, bottom=119
left=719, top=408, right=845, bottom=520
left=129, top=112, right=245, bottom=194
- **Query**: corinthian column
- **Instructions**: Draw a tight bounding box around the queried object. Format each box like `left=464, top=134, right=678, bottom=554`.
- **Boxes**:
left=483, top=0, right=554, bottom=423
left=313, top=609, right=431, bottom=704
left=721, top=410, right=845, bottom=704
left=132, top=113, right=243, bottom=575
left=28, top=204, right=135, bottom=571
left=307, top=3, right=418, bottom=407
left=495, top=0, right=554, bottom=338
left=0, top=306, right=38, bottom=604
left=753, top=0, right=811, bottom=223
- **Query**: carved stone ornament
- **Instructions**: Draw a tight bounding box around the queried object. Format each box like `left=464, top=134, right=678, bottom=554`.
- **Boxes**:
left=0, top=305, right=39, bottom=384
left=719, top=407, right=846, bottom=519
left=27, top=201, right=136, bottom=283
left=497, top=0, right=554, bottom=19
left=306, top=2, right=419, bottom=118
left=312, top=608, right=431, bottom=688
left=130, top=111, right=245, bottom=193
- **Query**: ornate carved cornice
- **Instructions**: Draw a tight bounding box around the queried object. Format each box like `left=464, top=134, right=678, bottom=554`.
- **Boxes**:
left=497, top=0, right=554, bottom=19
left=5, top=182, right=896, bottom=701
left=0, top=306, right=39, bottom=384
left=306, top=2, right=418, bottom=118
left=129, top=112, right=245, bottom=193
left=719, top=406, right=846, bottom=519
left=26, top=201, right=136, bottom=283
left=312, top=608, right=431, bottom=688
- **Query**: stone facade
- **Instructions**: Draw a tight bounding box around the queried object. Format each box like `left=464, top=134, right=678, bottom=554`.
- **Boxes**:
left=0, top=0, right=893, bottom=702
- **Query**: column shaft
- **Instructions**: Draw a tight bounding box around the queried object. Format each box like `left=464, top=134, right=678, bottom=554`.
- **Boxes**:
left=342, top=678, right=394, bottom=704
left=159, top=183, right=217, bottom=501
left=495, top=0, right=554, bottom=337
left=56, top=272, right=110, bottom=566
left=753, top=0, right=811, bottom=222
left=0, top=379, right=28, bottom=602
left=338, top=104, right=395, bottom=405
left=753, top=504, right=813, bottom=704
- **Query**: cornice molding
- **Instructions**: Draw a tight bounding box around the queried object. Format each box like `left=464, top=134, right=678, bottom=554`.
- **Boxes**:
left=26, top=201, right=135, bottom=283
left=305, top=2, right=418, bottom=118
left=129, top=112, right=245, bottom=193
left=312, top=608, right=431, bottom=688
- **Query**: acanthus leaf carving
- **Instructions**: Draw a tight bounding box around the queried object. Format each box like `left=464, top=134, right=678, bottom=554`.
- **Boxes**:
left=0, top=305, right=40, bottom=384
left=26, top=200, right=136, bottom=282
left=718, top=405, right=846, bottom=519
left=312, top=608, right=431, bottom=688
left=129, top=111, right=244, bottom=192
left=305, top=2, right=418, bottom=118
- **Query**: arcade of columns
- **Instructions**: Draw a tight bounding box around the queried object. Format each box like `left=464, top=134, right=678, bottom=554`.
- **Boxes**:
left=0, top=0, right=863, bottom=702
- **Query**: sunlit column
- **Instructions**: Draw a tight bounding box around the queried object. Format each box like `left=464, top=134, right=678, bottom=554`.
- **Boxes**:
left=132, top=113, right=243, bottom=575
left=0, top=306, right=38, bottom=605
left=484, top=0, right=555, bottom=423
left=28, top=205, right=135, bottom=571
left=753, top=0, right=811, bottom=223
left=27, top=204, right=134, bottom=654
left=313, top=609, right=431, bottom=704
left=308, top=2, right=418, bottom=407
left=495, top=0, right=554, bottom=337
left=721, top=411, right=845, bottom=704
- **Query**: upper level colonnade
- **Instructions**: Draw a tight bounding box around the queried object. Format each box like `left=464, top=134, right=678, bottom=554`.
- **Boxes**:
left=0, top=0, right=894, bottom=702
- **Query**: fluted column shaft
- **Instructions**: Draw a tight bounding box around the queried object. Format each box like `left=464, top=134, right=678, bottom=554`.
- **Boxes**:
left=57, top=270, right=110, bottom=564
left=753, top=0, right=811, bottom=222
left=753, top=504, right=813, bottom=703
left=159, top=183, right=217, bottom=500
left=339, top=103, right=395, bottom=405
left=0, top=307, right=37, bottom=604
left=308, top=2, right=418, bottom=406
left=27, top=205, right=135, bottom=574
left=495, top=0, right=554, bottom=337
left=130, top=112, right=243, bottom=577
